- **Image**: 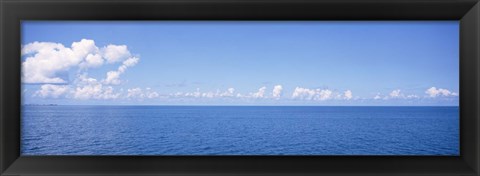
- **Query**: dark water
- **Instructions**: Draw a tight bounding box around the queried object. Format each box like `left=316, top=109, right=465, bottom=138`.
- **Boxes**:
left=21, top=106, right=459, bottom=155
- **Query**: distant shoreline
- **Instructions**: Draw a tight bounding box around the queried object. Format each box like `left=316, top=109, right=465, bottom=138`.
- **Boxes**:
left=23, top=104, right=58, bottom=106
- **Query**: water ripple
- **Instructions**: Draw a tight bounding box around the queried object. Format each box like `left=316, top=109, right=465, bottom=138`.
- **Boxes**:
left=21, top=106, right=459, bottom=155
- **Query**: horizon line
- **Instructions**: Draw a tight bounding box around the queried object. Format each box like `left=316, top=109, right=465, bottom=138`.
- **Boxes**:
left=21, top=104, right=460, bottom=107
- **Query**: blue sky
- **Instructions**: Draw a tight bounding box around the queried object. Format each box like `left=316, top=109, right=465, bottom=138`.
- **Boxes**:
left=21, top=21, right=459, bottom=106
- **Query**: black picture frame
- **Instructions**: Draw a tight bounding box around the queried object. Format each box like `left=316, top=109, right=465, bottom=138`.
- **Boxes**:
left=1, top=0, right=479, bottom=175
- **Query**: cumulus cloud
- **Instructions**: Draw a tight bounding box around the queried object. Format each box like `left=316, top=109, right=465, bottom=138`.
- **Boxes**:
left=172, top=86, right=286, bottom=100
left=22, top=39, right=147, bottom=101
left=292, top=87, right=333, bottom=101
left=71, top=39, right=99, bottom=58
left=389, top=89, right=401, bottom=98
left=32, top=74, right=122, bottom=100
left=174, top=87, right=240, bottom=99
left=202, top=92, right=216, bottom=98
left=74, top=85, right=118, bottom=100
left=34, top=84, right=70, bottom=98
left=73, top=74, right=120, bottom=100
left=104, top=71, right=122, bottom=85
left=175, top=88, right=202, bottom=98
left=425, top=87, right=458, bottom=97
left=104, top=57, right=139, bottom=85
left=21, top=39, right=135, bottom=84
left=145, top=88, right=160, bottom=99
left=182, top=88, right=202, bottom=98
left=251, top=86, right=267, bottom=98
left=375, top=89, right=420, bottom=100
left=219, top=88, right=236, bottom=97
left=81, top=54, right=104, bottom=68
left=22, top=41, right=82, bottom=83
left=227, top=88, right=235, bottom=94
left=101, top=45, right=131, bottom=63
left=126, top=87, right=159, bottom=99
left=272, top=85, right=283, bottom=99
left=344, top=90, right=353, bottom=100
left=22, top=42, right=65, bottom=55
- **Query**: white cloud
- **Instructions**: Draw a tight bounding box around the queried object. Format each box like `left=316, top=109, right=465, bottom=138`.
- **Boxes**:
left=80, top=54, right=103, bottom=68
left=147, top=92, right=160, bottom=99
left=101, top=45, right=131, bottom=63
left=172, top=87, right=272, bottom=100
left=127, top=87, right=143, bottom=98
left=292, top=87, right=315, bottom=100
left=344, top=90, right=353, bottom=100
left=34, top=84, right=70, bottom=98
left=122, top=56, right=139, bottom=67
left=33, top=78, right=120, bottom=100
left=22, top=39, right=136, bottom=84
left=292, top=87, right=333, bottom=101
left=104, top=71, right=122, bottom=85
left=251, top=86, right=267, bottom=98
left=104, top=57, right=140, bottom=85
left=375, top=89, right=421, bottom=100
left=73, top=75, right=119, bottom=100
left=316, top=90, right=333, bottom=101
left=389, top=89, right=401, bottom=98
left=22, top=42, right=65, bottom=55
left=74, top=85, right=119, bottom=100
left=22, top=42, right=79, bottom=83
left=219, top=88, right=235, bottom=97
left=227, top=88, right=235, bottom=94
left=145, top=88, right=160, bottom=99
left=425, top=87, right=458, bottom=97
left=71, top=39, right=99, bottom=59
left=176, top=88, right=240, bottom=99
left=166, top=87, right=351, bottom=102
left=272, top=85, right=283, bottom=99
left=202, top=92, right=215, bottom=98
left=23, top=39, right=153, bottom=101
left=192, top=88, right=202, bottom=98
left=127, top=87, right=159, bottom=99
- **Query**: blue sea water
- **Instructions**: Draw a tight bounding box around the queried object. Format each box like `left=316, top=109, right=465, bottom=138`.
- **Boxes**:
left=21, top=106, right=459, bottom=155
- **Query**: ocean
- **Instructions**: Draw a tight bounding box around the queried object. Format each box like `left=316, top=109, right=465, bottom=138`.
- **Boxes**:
left=21, top=106, right=459, bottom=155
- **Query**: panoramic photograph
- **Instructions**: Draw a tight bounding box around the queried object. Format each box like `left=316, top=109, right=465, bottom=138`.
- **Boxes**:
left=21, top=21, right=459, bottom=155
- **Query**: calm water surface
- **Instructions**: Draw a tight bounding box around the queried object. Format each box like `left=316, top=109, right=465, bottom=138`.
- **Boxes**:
left=21, top=106, right=459, bottom=155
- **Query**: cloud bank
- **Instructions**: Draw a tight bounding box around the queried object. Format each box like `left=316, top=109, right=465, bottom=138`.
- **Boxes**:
left=24, top=39, right=150, bottom=100
left=373, top=87, right=457, bottom=100
left=22, top=39, right=136, bottom=84
left=425, top=87, right=458, bottom=97
left=22, top=39, right=458, bottom=104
